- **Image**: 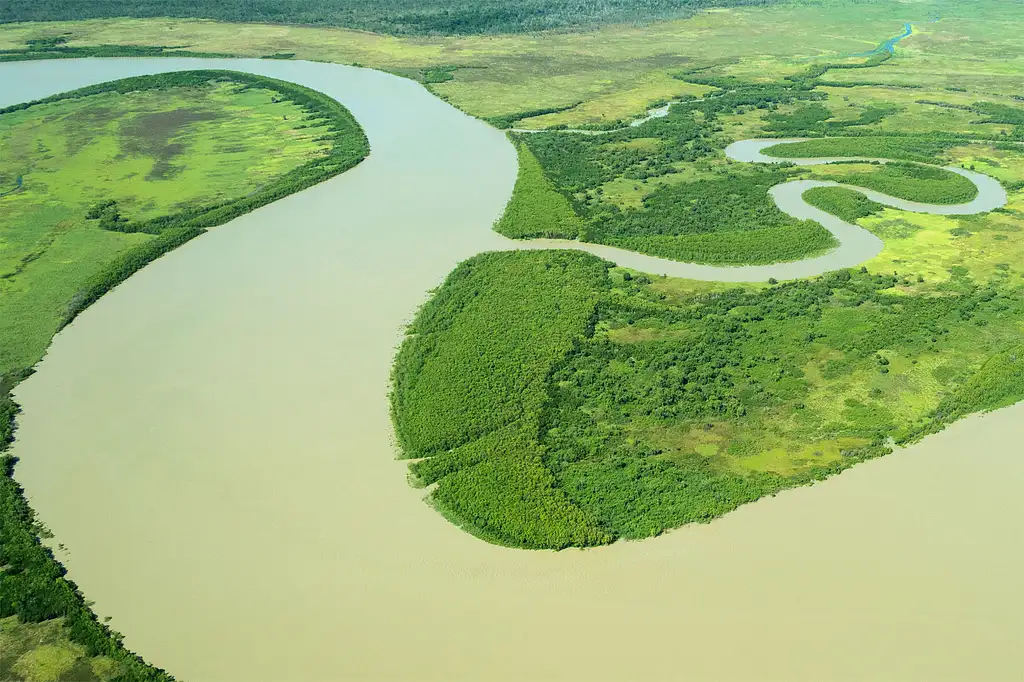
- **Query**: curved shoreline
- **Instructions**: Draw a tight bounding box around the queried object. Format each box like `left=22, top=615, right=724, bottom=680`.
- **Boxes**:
left=4, top=58, right=1024, bottom=681
left=502, top=138, right=1006, bottom=282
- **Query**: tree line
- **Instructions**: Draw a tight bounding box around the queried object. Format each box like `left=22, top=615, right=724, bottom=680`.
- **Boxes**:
left=1, top=0, right=792, bottom=36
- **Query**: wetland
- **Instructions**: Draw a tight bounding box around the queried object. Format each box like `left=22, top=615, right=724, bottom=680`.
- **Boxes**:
left=3, top=3, right=1024, bottom=678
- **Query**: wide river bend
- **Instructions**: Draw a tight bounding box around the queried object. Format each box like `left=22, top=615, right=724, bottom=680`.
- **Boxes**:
left=3, top=58, right=1024, bottom=680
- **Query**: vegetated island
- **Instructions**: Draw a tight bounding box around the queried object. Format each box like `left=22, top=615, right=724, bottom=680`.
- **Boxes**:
left=392, top=47, right=1024, bottom=549
left=0, top=70, right=368, bottom=680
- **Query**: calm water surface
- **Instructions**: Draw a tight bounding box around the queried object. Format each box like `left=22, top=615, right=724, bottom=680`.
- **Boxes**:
left=3, top=59, right=1023, bottom=681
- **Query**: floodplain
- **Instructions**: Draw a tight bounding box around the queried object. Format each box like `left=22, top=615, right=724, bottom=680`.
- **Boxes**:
left=1, top=1, right=1024, bottom=679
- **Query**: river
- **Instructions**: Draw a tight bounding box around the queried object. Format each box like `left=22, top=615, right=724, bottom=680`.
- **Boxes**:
left=4, top=58, right=1024, bottom=680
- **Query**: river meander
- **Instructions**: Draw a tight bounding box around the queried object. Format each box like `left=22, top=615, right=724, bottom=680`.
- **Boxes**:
left=4, top=58, right=1024, bottom=680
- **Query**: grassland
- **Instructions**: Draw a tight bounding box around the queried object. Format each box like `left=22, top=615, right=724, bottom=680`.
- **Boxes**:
left=0, top=71, right=368, bottom=681
left=3, top=0, right=1022, bottom=126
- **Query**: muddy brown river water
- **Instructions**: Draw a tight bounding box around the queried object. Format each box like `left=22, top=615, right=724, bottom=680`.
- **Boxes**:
left=3, top=58, right=1024, bottom=680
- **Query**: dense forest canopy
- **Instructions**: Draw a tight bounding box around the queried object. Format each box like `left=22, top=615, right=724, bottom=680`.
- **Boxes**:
left=391, top=249, right=1024, bottom=547
left=1, top=0, right=790, bottom=35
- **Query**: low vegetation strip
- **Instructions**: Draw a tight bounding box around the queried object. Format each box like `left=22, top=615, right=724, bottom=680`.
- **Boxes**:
left=1, top=71, right=368, bottom=679
left=0, top=43, right=232, bottom=62
left=762, top=137, right=960, bottom=164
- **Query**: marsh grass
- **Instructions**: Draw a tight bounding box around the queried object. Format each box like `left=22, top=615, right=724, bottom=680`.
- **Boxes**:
left=0, top=70, right=368, bottom=681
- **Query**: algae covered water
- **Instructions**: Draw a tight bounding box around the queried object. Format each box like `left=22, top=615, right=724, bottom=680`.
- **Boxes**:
left=3, top=58, right=1024, bottom=680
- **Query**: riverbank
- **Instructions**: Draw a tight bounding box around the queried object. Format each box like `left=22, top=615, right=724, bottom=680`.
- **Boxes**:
left=0, top=64, right=370, bottom=679
left=3, top=55, right=1023, bottom=681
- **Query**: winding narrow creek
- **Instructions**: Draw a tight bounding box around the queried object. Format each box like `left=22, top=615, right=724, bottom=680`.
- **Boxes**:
left=3, top=58, right=1024, bottom=681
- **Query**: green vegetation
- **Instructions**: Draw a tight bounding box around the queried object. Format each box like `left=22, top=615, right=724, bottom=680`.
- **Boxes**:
left=821, top=162, right=979, bottom=204
left=486, top=104, right=583, bottom=130
left=0, top=0, right=790, bottom=35
left=494, top=141, right=582, bottom=239
left=508, top=75, right=841, bottom=265
left=763, top=102, right=900, bottom=135
left=393, top=250, right=1024, bottom=546
left=388, top=6, right=1024, bottom=546
left=391, top=251, right=610, bottom=548
left=584, top=168, right=837, bottom=264
left=803, top=186, right=884, bottom=222
left=0, top=69, right=368, bottom=378
left=1, top=71, right=368, bottom=680
left=763, top=136, right=959, bottom=163
left=0, top=42, right=230, bottom=61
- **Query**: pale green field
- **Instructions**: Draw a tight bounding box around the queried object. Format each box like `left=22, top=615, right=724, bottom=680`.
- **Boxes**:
left=4, top=0, right=1023, bottom=124
left=0, top=80, right=330, bottom=378
left=0, top=616, right=121, bottom=682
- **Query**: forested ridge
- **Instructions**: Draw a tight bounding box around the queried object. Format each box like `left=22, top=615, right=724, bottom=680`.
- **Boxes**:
left=1, top=71, right=369, bottom=679
left=1, top=0, right=789, bottom=35
left=391, top=250, right=1024, bottom=546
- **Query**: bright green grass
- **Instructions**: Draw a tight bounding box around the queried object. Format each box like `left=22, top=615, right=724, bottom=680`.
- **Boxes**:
left=0, top=72, right=367, bottom=682
left=0, top=79, right=330, bottom=378
left=0, top=616, right=121, bottom=682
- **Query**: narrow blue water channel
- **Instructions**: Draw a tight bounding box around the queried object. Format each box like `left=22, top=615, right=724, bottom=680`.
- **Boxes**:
left=847, top=22, right=913, bottom=57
